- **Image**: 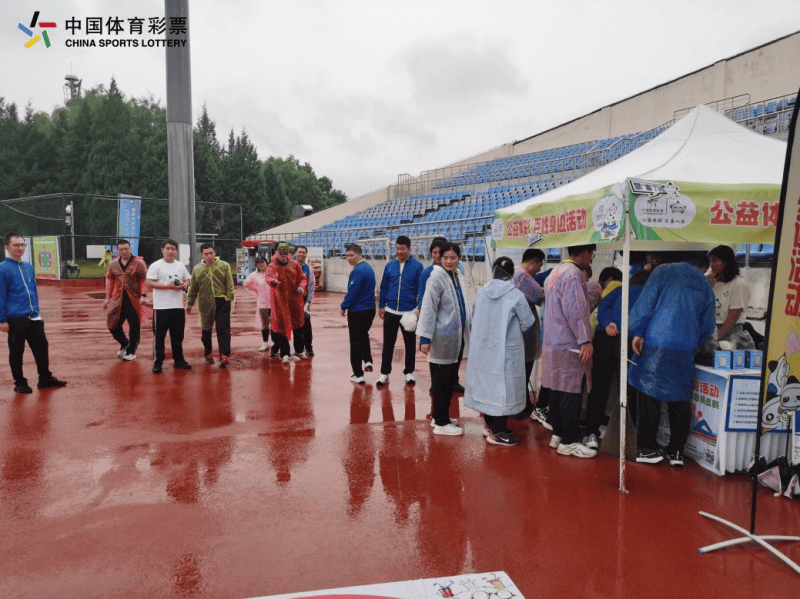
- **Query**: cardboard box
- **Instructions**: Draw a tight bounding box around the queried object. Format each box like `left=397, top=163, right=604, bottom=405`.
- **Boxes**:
left=714, top=350, right=732, bottom=370
left=731, top=350, right=746, bottom=370
left=745, top=349, right=763, bottom=369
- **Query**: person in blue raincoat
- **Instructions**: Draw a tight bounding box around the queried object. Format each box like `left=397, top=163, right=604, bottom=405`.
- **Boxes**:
left=464, top=257, right=535, bottom=447
left=628, top=251, right=716, bottom=467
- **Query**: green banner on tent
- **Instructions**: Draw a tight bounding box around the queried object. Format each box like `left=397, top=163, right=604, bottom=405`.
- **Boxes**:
left=493, top=180, right=780, bottom=249
left=491, top=185, right=625, bottom=250
left=627, top=180, right=780, bottom=243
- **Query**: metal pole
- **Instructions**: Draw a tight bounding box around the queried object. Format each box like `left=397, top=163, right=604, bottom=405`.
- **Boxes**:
left=619, top=190, right=632, bottom=494
left=165, top=0, right=197, bottom=267
left=69, top=200, right=76, bottom=262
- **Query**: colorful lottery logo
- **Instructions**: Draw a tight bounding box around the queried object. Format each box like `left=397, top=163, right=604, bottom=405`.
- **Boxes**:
left=18, top=11, right=56, bottom=48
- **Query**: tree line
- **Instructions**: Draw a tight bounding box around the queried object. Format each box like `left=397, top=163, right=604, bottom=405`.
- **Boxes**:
left=0, top=78, right=346, bottom=261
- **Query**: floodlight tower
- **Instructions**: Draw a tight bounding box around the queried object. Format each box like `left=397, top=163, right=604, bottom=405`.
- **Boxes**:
left=63, top=74, right=82, bottom=103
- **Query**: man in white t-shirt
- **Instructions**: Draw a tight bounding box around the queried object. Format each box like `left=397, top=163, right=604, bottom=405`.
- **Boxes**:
left=146, top=239, right=192, bottom=373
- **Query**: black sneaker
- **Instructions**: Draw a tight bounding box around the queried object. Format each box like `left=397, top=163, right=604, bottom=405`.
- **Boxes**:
left=668, top=450, right=684, bottom=467
left=152, top=362, right=163, bottom=374
left=636, top=448, right=664, bottom=464
left=487, top=431, right=520, bottom=447
left=37, top=377, right=67, bottom=389
left=306, top=349, right=314, bottom=356
left=174, top=361, right=192, bottom=370
left=14, top=383, right=33, bottom=394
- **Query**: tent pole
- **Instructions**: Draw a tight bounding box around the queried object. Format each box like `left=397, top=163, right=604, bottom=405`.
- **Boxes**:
left=619, top=183, right=632, bottom=494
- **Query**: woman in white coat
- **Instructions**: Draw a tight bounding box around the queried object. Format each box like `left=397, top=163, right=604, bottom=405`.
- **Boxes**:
left=465, top=257, right=535, bottom=446
left=418, top=242, right=471, bottom=436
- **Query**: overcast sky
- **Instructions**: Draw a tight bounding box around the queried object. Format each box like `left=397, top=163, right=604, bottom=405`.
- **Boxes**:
left=3, top=1, right=800, bottom=199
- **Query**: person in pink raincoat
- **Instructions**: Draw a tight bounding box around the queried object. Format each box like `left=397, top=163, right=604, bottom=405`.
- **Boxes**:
left=243, top=257, right=272, bottom=352
left=103, top=239, right=151, bottom=361
left=541, top=244, right=596, bottom=459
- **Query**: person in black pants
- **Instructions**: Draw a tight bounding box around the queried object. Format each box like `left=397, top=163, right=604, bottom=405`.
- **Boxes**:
left=146, top=239, right=193, bottom=373
left=341, top=244, right=376, bottom=383
left=0, top=232, right=66, bottom=393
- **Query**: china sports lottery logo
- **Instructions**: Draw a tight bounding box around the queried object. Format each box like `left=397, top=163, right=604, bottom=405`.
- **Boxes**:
left=18, top=11, right=56, bottom=48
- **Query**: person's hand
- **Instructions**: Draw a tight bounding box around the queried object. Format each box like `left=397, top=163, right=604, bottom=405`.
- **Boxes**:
left=579, top=343, right=593, bottom=363
left=340, top=309, right=346, bottom=317
left=186, top=306, right=193, bottom=315
left=181, top=280, right=190, bottom=291
left=270, top=280, right=278, bottom=287
left=632, top=336, right=644, bottom=356
left=379, top=308, right=385, bottom=320
left=414, top=309, right=420, bottom=318
left=605, top=322, right=619, bottom=337
left=0, top=323, right=8, bottom=333
left=296, top=287, right=304, bottom=294
left=420, top=343, right=430, bottom=355
left=102, top=300, right=109, bottom=310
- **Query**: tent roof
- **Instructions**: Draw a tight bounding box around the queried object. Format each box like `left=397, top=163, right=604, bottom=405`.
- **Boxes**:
left=498, top=105, right=786, bottom=215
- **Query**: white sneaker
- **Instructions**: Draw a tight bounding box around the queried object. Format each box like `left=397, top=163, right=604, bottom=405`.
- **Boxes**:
left=122, top=354, right=136, bottom=361
left=350, top=375, right=366, bottom=384
left=281, top=355, right=290, bottom=364
left=116, top=349, right=127, bottom=358
left=431, top=418, right=459, bottom=428
left=296, top=352, right=308, bottom=360
left=258, top=342, right=269, bottom=352
left=405, top=373, right=415, bottom=384
left=582, top=434, right=600, bottom=449
left=289, top=355, right=300, bottom=362
left=557, top=442, right=597, bottom=458
left=549, top=435, right=562, bottom=449
left=433, top=423, right=464, bottom=436
left=363, top=361, right=373, bottom=372
left=376, top=374, right=389, bottom=386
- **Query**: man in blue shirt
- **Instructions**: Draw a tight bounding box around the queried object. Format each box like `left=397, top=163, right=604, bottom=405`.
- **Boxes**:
left=0, top=232, right=67, bottom=393
left=377, top=236, right=423, bottom=386
left=341, top=244, right=376, bottom=384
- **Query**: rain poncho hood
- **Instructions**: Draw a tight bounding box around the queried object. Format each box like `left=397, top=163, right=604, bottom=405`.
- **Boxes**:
left=417, top=266, right=471, bottom=364
left=464, top=279, right=534, bottom=417
left=628, top=262, right=716, bottom=403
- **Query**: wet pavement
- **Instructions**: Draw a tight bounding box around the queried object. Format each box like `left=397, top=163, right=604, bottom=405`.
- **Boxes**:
left=0, top=284, right=798, bottom=598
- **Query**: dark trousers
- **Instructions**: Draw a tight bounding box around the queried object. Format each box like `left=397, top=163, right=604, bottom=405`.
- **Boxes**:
left=152, top=308, right=185, bottom=364
left=637, top=391, right=691, bottom=453
left=537, top=386, right=551, bottom=410
left=549, top=378, right=585, bottom=444
left=272, top=333, right=291, bottom=358
left=522, top=360, right=535, bottom=415
left=6, top=317, right=52, bottom=386
left=586, top=330, right=619, bottom=436
left=201, top=298, right=231, bottom=357
left=293, top=311, right=313, bottom=354
left=431, top=362, right=458, bottom=426
left=484, top=414, right=508, bottom=435
left=348, top=309, right=375, bottom=376
left=380, top=311, right=416, bottom=375
left=110, top=295, right=141, bottom=355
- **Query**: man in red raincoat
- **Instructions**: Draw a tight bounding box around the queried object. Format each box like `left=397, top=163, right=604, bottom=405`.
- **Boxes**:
left=102, top=239, right=149, bottom=360
left=266, top=243, right=306, bottom=363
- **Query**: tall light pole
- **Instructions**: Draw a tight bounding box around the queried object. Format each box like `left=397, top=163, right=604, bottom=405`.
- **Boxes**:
left=165, top=0, right=197, bottom=267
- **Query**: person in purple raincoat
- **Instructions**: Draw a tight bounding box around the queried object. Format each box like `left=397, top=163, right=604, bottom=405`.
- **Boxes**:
left=541, top=244, right=596, bottom=458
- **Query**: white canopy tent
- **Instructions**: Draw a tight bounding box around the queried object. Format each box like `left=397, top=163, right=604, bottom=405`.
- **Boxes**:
left=494, top=105, right=786, bottom=491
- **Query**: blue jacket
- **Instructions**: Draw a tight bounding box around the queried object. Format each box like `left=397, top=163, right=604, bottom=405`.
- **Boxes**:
left=0, top=258, right=40, bottom=322
left=341, top=260, right=376, bottom=313
left=379, top=257, right=422, bottom=312
left=417, top=264, right=434, bottom=310
left=596, top=284, right=645, bottom=330
left=628, top=262, right=716, bottom=403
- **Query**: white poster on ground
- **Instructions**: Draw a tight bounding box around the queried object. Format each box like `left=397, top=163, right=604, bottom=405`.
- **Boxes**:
left=256, top=571, right=523, bottom=599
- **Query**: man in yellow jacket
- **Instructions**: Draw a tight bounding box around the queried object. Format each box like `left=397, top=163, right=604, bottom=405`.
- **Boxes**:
left=187, top=243, right=235, bottom=368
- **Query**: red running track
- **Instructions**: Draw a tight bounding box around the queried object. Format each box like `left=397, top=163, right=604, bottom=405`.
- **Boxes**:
left=0, top=285, right=798, bottom=597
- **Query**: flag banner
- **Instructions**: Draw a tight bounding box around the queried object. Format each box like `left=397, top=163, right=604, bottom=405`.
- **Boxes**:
left=118, top=194, right=142, bottom=256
